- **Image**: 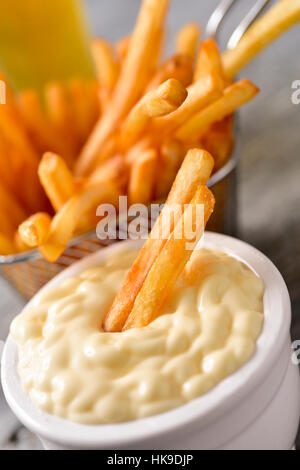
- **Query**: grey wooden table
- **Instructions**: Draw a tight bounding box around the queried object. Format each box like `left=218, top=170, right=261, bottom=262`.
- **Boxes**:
left=0, top=0, right=299, bottom=450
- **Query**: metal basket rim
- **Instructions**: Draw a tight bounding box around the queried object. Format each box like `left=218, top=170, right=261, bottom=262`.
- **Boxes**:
left=0, top=128, right=239, bottom=266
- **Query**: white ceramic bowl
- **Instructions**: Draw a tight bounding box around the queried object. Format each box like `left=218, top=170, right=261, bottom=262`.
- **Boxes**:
left=1, top=233, right=300, bottom=450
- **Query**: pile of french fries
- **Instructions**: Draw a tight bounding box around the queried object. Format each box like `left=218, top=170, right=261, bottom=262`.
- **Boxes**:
left=0, top=0, right=299, bottom=261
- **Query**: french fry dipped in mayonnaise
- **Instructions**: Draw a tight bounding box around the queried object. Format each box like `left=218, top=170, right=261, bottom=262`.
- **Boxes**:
left=123, top=185, right=215, bottom=330
left=103, top=149, right=214, bottom=332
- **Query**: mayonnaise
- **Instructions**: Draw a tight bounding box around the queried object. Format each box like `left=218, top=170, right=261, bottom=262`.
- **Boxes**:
left=11, top=247, right=264, bottom=424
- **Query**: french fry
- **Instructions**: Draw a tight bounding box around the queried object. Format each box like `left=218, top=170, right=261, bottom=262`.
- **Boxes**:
left=40, top=183, right=119, bottom=262
left=92, top=38, right=120, bottom=89
left=18, top=212, right=52, bottom=248
left=92, top=38, right=120, bottom=108
left=0, top=182, right=27, bottom=226
left=14, top=231, right=30, bottom=253
left=146, top=54, right=193, bottom=91
left=155, top=140, right=183, bottom=199
left=0, top=211, right=15, bottom=238
left=223, top=0, right=300, bottom=79
left=154, top=72, right=223, bottom=133
left=148, top=26, right=165, bottom=78
left=103, top=148, right=214, bottom=332
left=124, top=137, right=153, bottom=166
left=0, top=132, right=15, bottom=190
left=0, top=101, right=39, bottom=166
left=176, top=79, right=259, bottom=142
left=115, top=35, right=131, bottom=62
left=44, top=81, right=79, bottom=165
left=202, top=116, right=234, bottom=172
left=1, top=127, right=43, bottom=214
left=123, top=185, right=215, bottom=330
left=176, top=22, right=201, bottom=61
left=75, top=0, right=170, bottom=176
left=0, top=233, right=15, bottom=256
left=128, top=149, right=157, bottom=205
left=194, top=38, right=224, bottom=83
left=120, top=78, right=188, bottom=149
left=38, top=152, right=76, bottom=212
left=165, top=149, right=214, bottom=206
left=85, top=80, right=101, bottom=131
left=89, top=135, right=118, bottom=171
left=89, top=154, right=128, bottom=191
left=17, top=90, right=67, bottom=155
left=15, top=159, right=47, bottom=214
left=0, top=73, right=29, bottom=135
left=68, top=79, right=97, bottom=144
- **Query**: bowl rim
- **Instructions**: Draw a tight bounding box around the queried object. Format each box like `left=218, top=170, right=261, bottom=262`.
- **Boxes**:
left=1, top=232, right=291, bottom=449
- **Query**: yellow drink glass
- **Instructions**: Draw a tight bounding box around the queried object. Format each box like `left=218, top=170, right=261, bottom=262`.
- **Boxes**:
left=0, top=0, right=95, bottom=92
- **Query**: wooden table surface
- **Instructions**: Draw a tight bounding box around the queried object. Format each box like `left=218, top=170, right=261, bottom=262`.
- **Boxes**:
left=0, top=0, right=299, bottom=450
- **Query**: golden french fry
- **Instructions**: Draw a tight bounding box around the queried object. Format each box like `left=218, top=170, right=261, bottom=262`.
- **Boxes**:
left=123, top=185, right=215, bottom=330
left=155, top=140, right=183, bottom=199
left=18, top=212, right=52, bottom=248
left=38, top=152, right=75, bottom=212
left=0, top=233, right=15, bottom=256
left=85, top=80, right=101, bottom=130
left=14, top=231, right=30, bottom=253
left=0, top=211, right=15, bottom=238
left=0, top=73, right=18, bottom=114
left=17, top=89, right=67, bottom=155
left=75, top=0, right=170, bottom=176
left=0, top=182, right=27, bottom=226
left=0, top=101, right=41, bottom=211
left=103, top=148, right=214, bottom=332
left=194, top=38, right=224, bottom=82
left=68, top=78, right=97, bottom=144
left=40, top=183, right=119, bottom=262
left=0, top=100, right=39, bottom=166
left=223, top=0, right=300, bottom=79
left=166, top=149, right=214, bottom=205
left=154, top=72, right=223, bottom=133
left=89, top=154, right=128, bottom=191
left=92, top=38, right=120, bottom=89
left=91, top=38, right=120, bottom=108
left=146, top=54, right=193, bottom=91
left=120, top=79, right=187, bottom=149
left=124, top=137, right=153, bottom=167
left=0, top=132, right=15, bottom=190
left=44, top=81, right=79, bottom=165
left=202, top=116, right=234, bottom=172
left=176, top=79, right=259, bottom=142
left=128, top=149, right=157, bottom=205
left=115, top=35, right=131, bottom=62
left=89, top=135, right=118, bottom=172
left=176, top=22, right=201, bottom=60
left=148, top=26, right=165, bottom=78
left=15, top=159, right=47, bottom=214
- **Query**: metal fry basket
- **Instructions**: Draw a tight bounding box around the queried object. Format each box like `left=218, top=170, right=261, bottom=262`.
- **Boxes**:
left=0, top=143, right=238, bottom=301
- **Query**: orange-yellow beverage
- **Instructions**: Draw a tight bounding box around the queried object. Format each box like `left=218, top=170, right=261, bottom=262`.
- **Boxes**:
left=0, top=0, right=95, bottom=92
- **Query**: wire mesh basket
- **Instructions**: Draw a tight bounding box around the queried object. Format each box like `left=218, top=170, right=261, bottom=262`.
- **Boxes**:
left=0, top=145, right=238, bottom=301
